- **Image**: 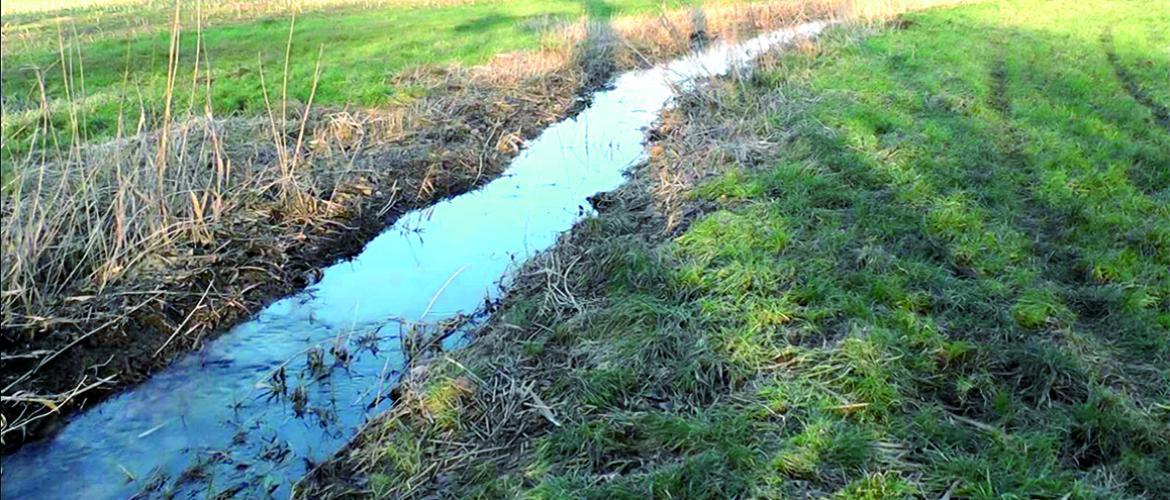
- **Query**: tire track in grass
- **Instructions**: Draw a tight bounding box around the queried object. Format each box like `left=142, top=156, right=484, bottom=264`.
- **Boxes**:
left=988, top=57, right=1011, bottom=116
left=990, top=34, right=1169, bottom=413
left=1102, top=28, right=1170, bottom=132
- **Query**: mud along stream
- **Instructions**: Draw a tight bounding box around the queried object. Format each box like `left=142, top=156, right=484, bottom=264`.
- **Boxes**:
left=1, top=22, right=826, bottom=499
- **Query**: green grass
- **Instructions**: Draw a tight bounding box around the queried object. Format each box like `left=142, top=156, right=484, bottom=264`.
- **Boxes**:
left=333, top=0, right=1169, bottom=497
left=0, top=0, right=745, bottom=167
left=1103, top=7, right=1170, bottom=110
left=588, top=1, right=1170, bottom=494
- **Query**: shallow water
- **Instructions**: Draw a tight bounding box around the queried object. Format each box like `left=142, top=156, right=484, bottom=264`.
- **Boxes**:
left=1, top=21, right=826, bottom=499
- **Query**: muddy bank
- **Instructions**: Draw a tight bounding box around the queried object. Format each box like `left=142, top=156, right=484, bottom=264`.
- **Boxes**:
left=1, top=1, right=840, bottom=452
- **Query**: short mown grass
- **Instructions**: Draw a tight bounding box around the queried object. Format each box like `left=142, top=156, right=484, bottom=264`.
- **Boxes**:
left=312, top=0, right=1169, bottom=497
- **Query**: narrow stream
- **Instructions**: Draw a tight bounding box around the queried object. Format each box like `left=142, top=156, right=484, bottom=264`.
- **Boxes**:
left=1, top=22, right=826, bottom=499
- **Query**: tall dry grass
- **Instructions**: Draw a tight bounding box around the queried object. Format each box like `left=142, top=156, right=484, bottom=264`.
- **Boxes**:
left=4, top=8, right=293, bottom=331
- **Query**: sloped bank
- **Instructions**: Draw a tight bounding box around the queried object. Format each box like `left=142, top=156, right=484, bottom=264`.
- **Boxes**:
left=300, top=1, right=1170, bottom=497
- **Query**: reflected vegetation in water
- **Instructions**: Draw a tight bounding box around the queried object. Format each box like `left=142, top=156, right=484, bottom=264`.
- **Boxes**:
left=0, top=21, right=826, bottom=499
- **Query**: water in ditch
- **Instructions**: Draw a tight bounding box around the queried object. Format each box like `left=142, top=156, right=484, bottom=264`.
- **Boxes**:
left=0, top=22, right=826, bottom=499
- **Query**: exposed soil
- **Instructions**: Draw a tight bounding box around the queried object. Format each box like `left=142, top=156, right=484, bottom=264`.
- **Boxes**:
left=988, top=57, right=1011, bottom=115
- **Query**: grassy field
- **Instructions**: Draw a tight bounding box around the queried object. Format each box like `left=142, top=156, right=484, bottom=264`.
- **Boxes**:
left=307, top=0, right=1169, bottom=497
left=0, top=0, right=766, bottom=166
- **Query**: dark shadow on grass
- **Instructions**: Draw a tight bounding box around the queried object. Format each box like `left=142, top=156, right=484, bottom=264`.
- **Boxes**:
left=1102, top=28, right=1170, bottom=132
left=581, top=0, right=616, bottom=19
left=730, top=14, right=1169, bottom=494
left=454, top=14, right=525, bottom=34
left=882, top=18, right=1167, bottom=352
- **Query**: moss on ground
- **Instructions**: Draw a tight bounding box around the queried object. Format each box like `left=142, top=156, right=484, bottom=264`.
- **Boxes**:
left=309, top=0, right=1168, bottom=497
